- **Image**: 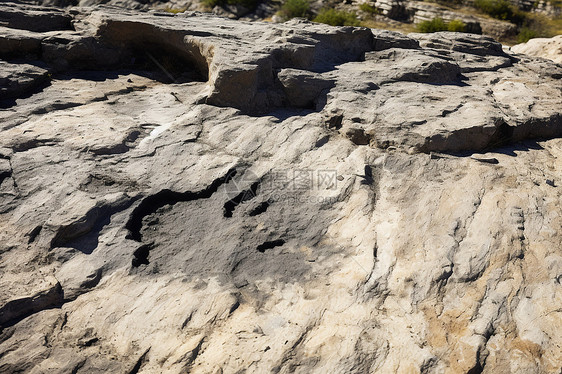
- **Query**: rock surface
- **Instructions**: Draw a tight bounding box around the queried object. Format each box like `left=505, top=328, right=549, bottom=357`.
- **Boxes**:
left=511, top=34, right=562, bottom=64
left=1, top=4, right=562, bottom=373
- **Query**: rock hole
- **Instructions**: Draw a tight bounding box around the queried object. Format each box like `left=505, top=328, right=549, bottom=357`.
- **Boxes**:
left=78, top=337, right=99, bottom=347
left=27, top=225, right=42, bottom=244
left=315, top=135, right=330, bottom=148
left=0, top=168, right=11, bottom=186
left=488, top=120, right=514, bottom=149
left=132, top=243, right=153, bottom=267
left=125, top=168, right=237, bottom=242
left=249, top=201, right=270, bottom=217
left=98, top=22, right=212, bottom=82
left=360, top=165, right=374, bottom=185
left=326, top=114, right=343, bottom=130
left=345, top=128, right=371, bottom=145
left=466, top=362, right=483, bottom=374
left=256, top=239, right=286, bottom=253
left=130, top=44, right=207, bottom=83
left=223, top=180, right=260, bottom=218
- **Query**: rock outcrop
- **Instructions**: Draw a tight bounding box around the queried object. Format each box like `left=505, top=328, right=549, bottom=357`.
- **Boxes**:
left=1, top=4, right=562, bottom=373
left=511, top=34, right=562, bottom=64
left=509, top=0, right=562, bottom=16
left=366, top=0, right=520, bottom=40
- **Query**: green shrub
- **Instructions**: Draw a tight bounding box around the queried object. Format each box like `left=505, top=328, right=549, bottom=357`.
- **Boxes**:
left=417, top=18, right=469, bottom=33
left=447, top=19, right=466, bottom=32
left=279, top=0, right=311, bottom=19
left=516, top=13, right=556, bottom=40
left=359, top=3, right=380, bottom=14
left=474, top=0, right=510, bottom=19
left=517, top=26, right=538, bottom=42
left=417, top=18, right=448, bottom=32
left=313, top=8, right=361, bottom=26
left=473, top=0, right=525, bottom=24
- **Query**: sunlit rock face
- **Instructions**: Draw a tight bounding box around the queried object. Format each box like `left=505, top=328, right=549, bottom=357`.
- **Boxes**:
left=511, top=34, right=562, bottom=64
left=1, top=4, right=561, bottom=373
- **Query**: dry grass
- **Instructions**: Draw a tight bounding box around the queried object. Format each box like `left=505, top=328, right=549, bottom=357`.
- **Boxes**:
left=360, top=19, right=418, bottom=34
left=161, top=6, right=188, bottom=13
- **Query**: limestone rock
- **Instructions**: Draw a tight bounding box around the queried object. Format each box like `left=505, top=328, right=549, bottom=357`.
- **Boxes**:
left=0, top=61, right=50, bottom=100
left=511, top=34, right=562, bottom=64
left=0, top=3, right=73, bottom=32
left=408, top=1, right=484, bottom=33
left=0, top=26, right=44, bottom=58
left=0, top=4, right=562, bottom=374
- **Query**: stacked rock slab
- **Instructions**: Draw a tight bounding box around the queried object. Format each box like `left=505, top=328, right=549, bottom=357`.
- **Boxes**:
left=1, top=4, right=562, bottom=373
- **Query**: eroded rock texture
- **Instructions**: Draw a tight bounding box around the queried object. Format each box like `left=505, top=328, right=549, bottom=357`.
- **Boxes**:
left=511, top=35, right=562, bottom=65
left=1, top=4, right=561, bottom=373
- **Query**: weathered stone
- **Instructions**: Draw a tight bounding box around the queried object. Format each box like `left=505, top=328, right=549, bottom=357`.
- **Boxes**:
left=511, top=34, right=562, bottom=64
left=0, top=4, right=73, bottom=32
left=0, top=276, right=63, bottom=327
left=371, top=28, right=419, bottom=50
left=0, top=26, right=44, bottom=58
left=0, top=5, right=561, bottom=374
left=277, top=68, right=335, bottom=108
left=0, top=61, right=50, bottom=101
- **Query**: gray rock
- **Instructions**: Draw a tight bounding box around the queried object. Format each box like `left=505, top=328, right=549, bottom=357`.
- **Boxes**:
left=277, top=69, right=335, bottom=108
left=0, top=3, right=73, bottom=32
left=371, top=28, right=419, bottom=50
left=0, top=61, right=50, bottom=100
left=1, top=4, right=562, bottom=374
left=0, top=26, right=43, bottom=58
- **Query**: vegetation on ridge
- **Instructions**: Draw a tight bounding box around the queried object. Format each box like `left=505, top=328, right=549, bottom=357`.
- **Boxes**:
left=277, top=0, right=360, bottom=27
left=473, top=0, right=525, bottom=24
left=313, top=8, right=361, bottom=26
left=417, top=17, right=468, bottom=32
left=272, top=0, right=560, bottom=43
left=358, top=3, right=380, bottom=14
left=278, top=0, right=311, bottom=19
